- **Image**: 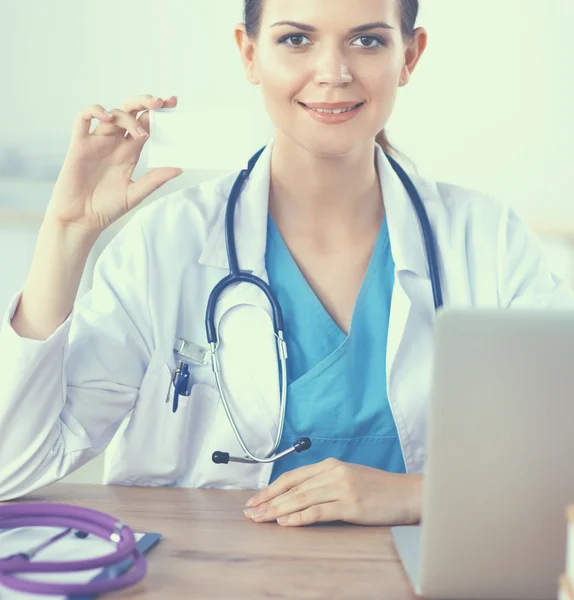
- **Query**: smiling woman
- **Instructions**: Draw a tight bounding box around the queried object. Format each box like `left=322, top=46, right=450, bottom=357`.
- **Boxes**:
left=1, top=0, right=573, bottom=531
left=242, top=0, right=422, bottom=154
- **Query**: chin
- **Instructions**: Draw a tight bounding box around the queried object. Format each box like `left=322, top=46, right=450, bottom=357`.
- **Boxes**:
left=297, top=134, right=370, bottom=159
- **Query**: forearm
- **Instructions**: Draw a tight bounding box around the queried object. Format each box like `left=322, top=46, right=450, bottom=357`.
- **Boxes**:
left=11, top=216, right=100, bottom=341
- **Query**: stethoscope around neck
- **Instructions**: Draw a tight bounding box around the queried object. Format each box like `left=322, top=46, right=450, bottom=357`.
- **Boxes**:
left=204, top=145, right=443, bottom=466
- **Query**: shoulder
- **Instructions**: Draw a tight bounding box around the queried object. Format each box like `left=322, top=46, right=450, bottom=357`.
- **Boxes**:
left=409, top=171, right=529, bottom=246
left=410, top=172, right=574, bottom=306
left=410, top=172, right=511, bottom=227
left=415, top=171, right=544, bottom=255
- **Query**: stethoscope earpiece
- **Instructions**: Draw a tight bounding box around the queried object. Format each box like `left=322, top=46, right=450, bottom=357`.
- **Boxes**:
left=212, top=451, right=230, bottom=464
left=212, top=437, right=312, bottom=465
left=294, top=437, right=312, bottom=452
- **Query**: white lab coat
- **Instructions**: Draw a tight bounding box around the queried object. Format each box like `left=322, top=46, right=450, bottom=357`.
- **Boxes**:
left=1, top=140, right=573, bottom=501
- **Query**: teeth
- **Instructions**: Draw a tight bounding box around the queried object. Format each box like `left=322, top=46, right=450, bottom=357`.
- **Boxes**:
left=309, top=105, right=358, bottom=114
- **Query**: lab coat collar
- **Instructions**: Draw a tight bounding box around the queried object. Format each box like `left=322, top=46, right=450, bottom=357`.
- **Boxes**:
left=374, top=146, right=431, bottom=279
left=199, top=138, right=431, bottom=280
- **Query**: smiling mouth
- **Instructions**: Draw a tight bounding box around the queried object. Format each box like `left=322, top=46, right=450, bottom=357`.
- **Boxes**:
left=298, top=102, right=364, bottom=115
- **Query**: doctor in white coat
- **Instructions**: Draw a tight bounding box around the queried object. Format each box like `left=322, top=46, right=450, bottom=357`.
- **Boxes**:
left=1, top=0, right=573, bottom=527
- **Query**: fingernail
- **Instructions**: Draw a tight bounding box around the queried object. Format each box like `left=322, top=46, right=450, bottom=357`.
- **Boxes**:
left=245, top=506, right=267, bottom=518
left=245, top=497, right=257, bottom=507
left=277, top=516, right=290, bottom=525
left=137, top=127, right=148, bottom=137
left=104, top=110, right=114, bottom=118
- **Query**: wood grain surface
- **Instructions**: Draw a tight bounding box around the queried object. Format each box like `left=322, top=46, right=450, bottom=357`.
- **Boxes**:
left=11, top=483, right=417, bottom=599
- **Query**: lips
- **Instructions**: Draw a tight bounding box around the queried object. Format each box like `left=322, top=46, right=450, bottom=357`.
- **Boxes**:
left=299, top=101, right=364, bottom=124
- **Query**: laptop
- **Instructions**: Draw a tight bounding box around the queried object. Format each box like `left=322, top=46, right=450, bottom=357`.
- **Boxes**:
left=392, top=309, right=574, bottom=600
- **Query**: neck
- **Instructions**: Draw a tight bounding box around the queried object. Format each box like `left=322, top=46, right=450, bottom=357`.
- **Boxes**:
left=268, top=133, right=384, bottom=242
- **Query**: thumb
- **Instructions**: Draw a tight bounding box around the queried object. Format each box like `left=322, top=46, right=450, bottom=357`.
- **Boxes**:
left=127, top=167, right=183, bottom=208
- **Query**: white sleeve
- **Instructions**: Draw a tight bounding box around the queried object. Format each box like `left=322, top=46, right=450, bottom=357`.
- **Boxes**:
left=0, top=215, right=154, bottom=500
left=498, top=208, right=574, bottom=308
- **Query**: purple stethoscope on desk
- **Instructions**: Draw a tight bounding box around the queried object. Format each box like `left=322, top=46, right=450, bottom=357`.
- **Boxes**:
left=166, top=146, right=444, bottom=466
left=0, top=503, right=146, bottom=596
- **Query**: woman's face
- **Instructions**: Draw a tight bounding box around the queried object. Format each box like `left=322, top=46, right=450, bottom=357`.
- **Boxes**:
left=236, top=0, right=427, bottom=158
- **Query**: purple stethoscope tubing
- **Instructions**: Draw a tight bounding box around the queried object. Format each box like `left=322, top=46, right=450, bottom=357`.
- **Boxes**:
left=0, top=503, right=147, bottom=596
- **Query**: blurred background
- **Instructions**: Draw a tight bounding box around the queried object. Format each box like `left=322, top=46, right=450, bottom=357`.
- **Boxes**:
left=1, top=0, right=573, bottom=484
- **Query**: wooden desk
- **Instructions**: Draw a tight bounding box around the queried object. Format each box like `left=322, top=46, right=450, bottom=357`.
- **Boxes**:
left=14, top=483, right=416, bottom=599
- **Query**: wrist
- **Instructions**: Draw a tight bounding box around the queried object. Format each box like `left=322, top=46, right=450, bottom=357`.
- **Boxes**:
left=406, top=473, right=423, bottom=524
left=41, top=212, right=101, bottom=250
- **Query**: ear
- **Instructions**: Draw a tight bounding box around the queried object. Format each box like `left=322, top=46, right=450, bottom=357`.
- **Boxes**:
left=234, top=24, right=260, bottom=86
left=399, top=27, right=428, bottom=87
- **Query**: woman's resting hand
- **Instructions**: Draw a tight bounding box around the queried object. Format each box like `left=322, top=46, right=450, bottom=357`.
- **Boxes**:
left=243, top=458, right=423, bottom=527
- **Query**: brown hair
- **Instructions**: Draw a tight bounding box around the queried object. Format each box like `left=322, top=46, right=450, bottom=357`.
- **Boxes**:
left=243, top=0, right=420, bottom=156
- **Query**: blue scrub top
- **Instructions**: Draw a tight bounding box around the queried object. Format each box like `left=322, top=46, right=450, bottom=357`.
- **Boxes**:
left=265, top=214, right=406, bottom=483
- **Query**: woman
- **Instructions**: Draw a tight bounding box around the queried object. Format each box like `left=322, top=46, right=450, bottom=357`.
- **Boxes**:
left=0, top=0, right=572, bottom=527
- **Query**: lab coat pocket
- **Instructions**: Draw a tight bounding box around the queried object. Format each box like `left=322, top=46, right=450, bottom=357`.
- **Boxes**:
left=104, top=361, right=218, bottom=487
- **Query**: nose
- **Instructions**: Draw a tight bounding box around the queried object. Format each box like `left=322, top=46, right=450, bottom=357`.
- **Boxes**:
left=313, top=46, right=353, bottom=87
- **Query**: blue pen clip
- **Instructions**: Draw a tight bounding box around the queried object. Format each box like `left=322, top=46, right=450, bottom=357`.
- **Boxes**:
left=172, top=361, right=192, bottom=413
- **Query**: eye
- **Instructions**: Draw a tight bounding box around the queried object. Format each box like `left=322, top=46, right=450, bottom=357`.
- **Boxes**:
left=352, top=35, right=385, bottom=49
left=278, top=34, right=312, bottom=48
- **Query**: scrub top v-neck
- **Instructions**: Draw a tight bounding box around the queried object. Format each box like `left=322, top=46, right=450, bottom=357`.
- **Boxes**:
left=264, top=214, right=406, bottom=483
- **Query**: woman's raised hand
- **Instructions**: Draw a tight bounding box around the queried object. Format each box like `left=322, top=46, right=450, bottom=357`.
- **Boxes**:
left=46, top=94, right=182, bottom=233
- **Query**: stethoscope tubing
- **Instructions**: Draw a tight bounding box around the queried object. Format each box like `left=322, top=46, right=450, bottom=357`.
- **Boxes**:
left=385, top=153, right=444, bottom=310
left=0, top=503, right=146, bottom=596
left=203, top=144, right=443, bottom=465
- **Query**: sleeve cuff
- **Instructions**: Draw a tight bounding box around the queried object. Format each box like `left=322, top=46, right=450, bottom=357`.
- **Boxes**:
left=1, top=290, right=74, bottom=347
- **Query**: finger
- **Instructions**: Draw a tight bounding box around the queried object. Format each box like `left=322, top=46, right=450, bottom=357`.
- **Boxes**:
left=91, top=107, right=150, bottom=140
left=126, top=96, right=178, bottom=140
left=247, top=481, right=339, bottom=523
left=93, top=94, right=173, bottom=137
left=246, top=458, right=341, bottom=507
left=120, top=94, right=175, bottom=117
left=277, top=502, right=343, bottom=527
left=134, top=95, right=178, bottom=122
left=126, top=167, right=183, bottom=209
left=71, top=104, right=115, bottom=141
left=269, top=472, right=335, bottom=509
left=246, top=472, right=339, bottom=523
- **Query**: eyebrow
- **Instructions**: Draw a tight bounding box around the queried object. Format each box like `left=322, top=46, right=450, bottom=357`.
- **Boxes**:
left=270, top=21, right=395, bottom=34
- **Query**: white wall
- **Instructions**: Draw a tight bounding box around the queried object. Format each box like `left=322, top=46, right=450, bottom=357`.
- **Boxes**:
left=1, top=0, right=573, bottom=484
left=2, top=1, right=573, bottom=224
left=390, top=0, right=574, bottom=231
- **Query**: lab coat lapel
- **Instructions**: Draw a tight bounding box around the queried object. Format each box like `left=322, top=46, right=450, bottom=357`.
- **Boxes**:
left=198, top=140, right=281, bottom=456
left=377, top=147, right=431, bottom=362
left=377, top=147, right=437, bottom=472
